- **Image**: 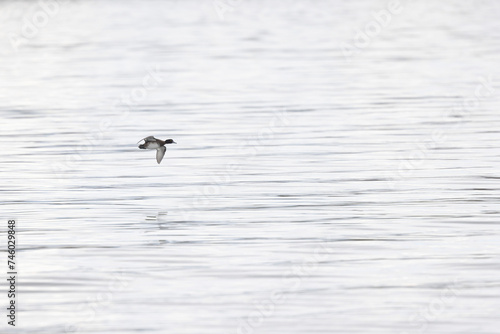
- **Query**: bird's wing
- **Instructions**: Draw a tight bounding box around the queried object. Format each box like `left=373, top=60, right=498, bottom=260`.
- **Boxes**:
left=137, top=136, right=156, bottom=144
left=156, top=146, right=166, bottom=164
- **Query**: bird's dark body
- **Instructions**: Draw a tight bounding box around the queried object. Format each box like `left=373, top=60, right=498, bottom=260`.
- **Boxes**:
left=137, top=136, right=176, bottom=164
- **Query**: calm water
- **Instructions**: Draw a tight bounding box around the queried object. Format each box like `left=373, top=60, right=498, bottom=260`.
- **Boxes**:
left=1, top=0, right=500, bottom=333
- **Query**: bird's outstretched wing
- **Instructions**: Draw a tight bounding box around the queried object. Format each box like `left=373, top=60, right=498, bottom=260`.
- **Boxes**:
left=137, top=136, right=156, bottom=144
left=156, top=146, right=166, bottom=164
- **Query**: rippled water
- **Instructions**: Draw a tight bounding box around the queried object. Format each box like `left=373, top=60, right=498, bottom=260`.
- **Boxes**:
left=1, top=0, right=500, bottom=333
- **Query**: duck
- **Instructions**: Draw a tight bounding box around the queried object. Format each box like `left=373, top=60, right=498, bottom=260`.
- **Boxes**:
left=137, top=136, right=176, bottom=164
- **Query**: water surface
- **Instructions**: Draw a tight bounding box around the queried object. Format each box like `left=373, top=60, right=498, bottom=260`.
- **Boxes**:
left=1, top=1, right=500, bottom=333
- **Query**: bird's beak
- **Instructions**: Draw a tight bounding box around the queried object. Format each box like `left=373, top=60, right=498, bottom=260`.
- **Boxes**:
left=173, top=141, right=177, bottom=144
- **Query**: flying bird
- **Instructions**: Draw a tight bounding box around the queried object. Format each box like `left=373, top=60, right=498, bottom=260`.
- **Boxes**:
left=138, top=136, right=176, bottom=164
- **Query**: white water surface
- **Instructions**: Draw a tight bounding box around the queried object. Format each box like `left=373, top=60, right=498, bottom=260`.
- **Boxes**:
left=1, top=1, right=500, bottom=333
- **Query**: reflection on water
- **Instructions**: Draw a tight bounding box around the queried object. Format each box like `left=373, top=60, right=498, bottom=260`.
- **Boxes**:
left=1, top=0, right=500, bottom=333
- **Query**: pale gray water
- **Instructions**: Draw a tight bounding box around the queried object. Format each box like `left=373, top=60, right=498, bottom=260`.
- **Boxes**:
left=1, top=0, right=500, bottom=333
